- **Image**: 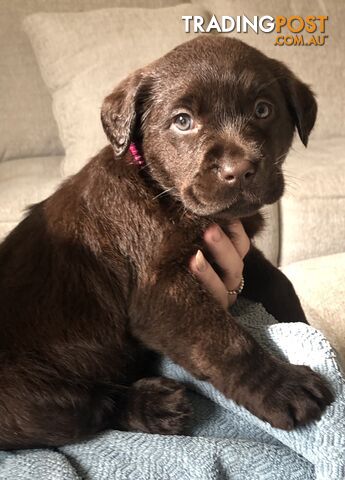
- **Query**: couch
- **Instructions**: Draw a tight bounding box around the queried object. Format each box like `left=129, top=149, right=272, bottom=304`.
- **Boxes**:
left=0, top=0, right=344, bottom=365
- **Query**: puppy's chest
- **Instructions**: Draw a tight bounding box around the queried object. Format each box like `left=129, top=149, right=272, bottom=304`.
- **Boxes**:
left=131, top=206, right=217, bottom=279
left=115, top=195, right=206, bottom=275
left=111, top=172, right=253, bottom=279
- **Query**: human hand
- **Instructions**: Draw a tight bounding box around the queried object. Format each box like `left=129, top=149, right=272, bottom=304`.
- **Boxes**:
left=189, top=221, right=250, bottom=310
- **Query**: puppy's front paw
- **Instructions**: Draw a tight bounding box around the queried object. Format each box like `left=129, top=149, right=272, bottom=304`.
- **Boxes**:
left=127, top=377, right=192, bottom=435
left=256, top=364, right=334, bottom=430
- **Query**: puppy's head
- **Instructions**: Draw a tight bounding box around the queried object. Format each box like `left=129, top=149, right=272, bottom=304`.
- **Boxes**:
left=101, top=36, right=317, bottom=218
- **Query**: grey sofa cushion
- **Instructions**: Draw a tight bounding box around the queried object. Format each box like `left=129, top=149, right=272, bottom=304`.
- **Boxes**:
left=253, top=203, right=280, bottom=267
left=280, top=137, right=345, bottom=265
left=282, top=252, right=345, bottom=367
left=0, top=0, right=185, bottom=163
left=0, top=156, right=62, bottom=240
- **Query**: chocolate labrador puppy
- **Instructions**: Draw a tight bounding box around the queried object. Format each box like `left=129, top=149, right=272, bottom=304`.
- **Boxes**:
left=0, top=36, right=333, bottom=449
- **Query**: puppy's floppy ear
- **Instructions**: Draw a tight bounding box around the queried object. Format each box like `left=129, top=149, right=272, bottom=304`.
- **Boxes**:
left=275, top=62, right=317, bottom=147
left=101, top=70, right=150, bottom=156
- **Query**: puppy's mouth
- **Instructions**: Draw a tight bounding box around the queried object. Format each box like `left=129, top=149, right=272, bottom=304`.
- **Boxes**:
left=182, top=185, right=264, bottom=217
left=179, top=164, right=285, bottom=217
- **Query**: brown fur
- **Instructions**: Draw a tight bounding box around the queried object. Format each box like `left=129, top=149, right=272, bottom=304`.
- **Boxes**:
left=0, top=37, right=332, bottom=449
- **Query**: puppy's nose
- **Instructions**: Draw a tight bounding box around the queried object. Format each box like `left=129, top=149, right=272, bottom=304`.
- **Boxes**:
left=218, top=161, right=257, bottom=184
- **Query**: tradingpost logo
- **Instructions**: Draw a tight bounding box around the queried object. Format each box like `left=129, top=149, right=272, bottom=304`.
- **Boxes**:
left=182, top=15, right=329, bottom=46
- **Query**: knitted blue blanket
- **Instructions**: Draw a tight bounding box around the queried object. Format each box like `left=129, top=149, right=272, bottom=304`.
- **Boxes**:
left=0, top=299, right=344, bottom=480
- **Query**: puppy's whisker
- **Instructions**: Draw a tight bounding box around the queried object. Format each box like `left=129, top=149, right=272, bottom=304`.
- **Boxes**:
left=273, top=150, right=291, bottom=165
left=139, top=160, right=153, bottom=171
left=276, top=168, right=301, bottom=194
left=179, top=206, right=189, bottom=221
left=152, top=187, right=175, bottom=200
left=282, top=174, right=302, bottom=190
left=283, top=180, right=300, bottom=195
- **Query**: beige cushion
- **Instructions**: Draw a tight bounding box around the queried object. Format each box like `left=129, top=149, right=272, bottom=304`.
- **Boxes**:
left=253, top=203, right=280, bottom=267
left=23, top=4, right=209, bottom=177
left=280, top=137, right=345, bottom=265
left=0, top=0, right=185, bottom=163
left=0, top=156, right=63, bottom=241
left=192, top=0, right=345, bottom=140
left=282, top=253, right=345, bottom=368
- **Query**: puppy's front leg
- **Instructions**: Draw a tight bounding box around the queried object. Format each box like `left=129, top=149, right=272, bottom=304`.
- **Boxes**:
left=242, top=245, right=307, bottom=323
left=130, top=269, right=333, bottom=430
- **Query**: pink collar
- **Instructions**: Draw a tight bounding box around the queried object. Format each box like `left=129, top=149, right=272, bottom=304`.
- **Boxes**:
left=129, top=143, right=145, bottom=167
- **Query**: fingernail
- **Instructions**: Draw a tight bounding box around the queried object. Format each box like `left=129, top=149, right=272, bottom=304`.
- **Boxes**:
left=195, top=250, right=207, bottom=272
left=211, top=225, right=222, bottom=242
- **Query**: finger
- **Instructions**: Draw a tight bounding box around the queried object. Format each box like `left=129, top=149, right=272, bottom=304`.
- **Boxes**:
left=189, top=250, right=230, bottom=310
left=203, top=225, right=243, bottom=291
left=226, top=220, right=251, bottom=259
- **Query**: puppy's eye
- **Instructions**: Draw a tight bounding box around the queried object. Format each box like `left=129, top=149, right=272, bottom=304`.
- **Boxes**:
left=173, top=113, right=193, bottom=131
left=254, top=101, right=272, bottom=119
